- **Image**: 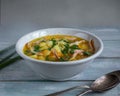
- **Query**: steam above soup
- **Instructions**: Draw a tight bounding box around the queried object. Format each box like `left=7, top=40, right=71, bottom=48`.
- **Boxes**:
left=23, top=35, right=95, bottom=61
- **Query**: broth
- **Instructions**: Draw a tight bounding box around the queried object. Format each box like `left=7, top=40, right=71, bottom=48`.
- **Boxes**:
left=23, top=35, right=95, bottom=61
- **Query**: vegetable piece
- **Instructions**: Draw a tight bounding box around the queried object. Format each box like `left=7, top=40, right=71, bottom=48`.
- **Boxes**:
left=70, top=49, right=75, bottom=54
left=83, top=51, right=91, bottom=56
left=59, top=57, right=65, bottom=61
left=46, top=55, right=57, bottom=61
left=61, top=43, right=69, bottom=54
left=59, top=54, right=70, bottom=61
left=69, top=49, right=84, bottom=61
left=70, top=45, right=79, bottom=49
left=30, top=55, right=38, bottom=59
left=51, top=38, right=56, bottom=48
left=24, top=50, right=34, bottom=55
left=60, top=39, right=69, bottom=43
left=40, top=46, right=48, bottom=50
left=26, top=42, right=38, bottom=54
left=79, top=44, right=89, bottom=50
left=69, top=45, right=80, bottom=54
left=34, top=45, right=40, bottom=52
left=53, top=45, right=61, bottom=53
left=46, top=41, right=53, bottom=47
left=39, top=42, right=49, bottom=50
left=42, top=50, right=51, bottom=56
left=39, top=42, right=46, bottom=47
left=38, top=56, right=45, bottom=60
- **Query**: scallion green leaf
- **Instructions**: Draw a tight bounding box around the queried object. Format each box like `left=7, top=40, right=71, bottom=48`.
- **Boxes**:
left=84, top=51, right=91, bottom=56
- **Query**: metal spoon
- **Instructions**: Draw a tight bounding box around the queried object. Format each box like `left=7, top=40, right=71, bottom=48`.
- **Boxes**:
left=45, top=70, right=120, bottom=96
left=77, top=70, right=120, bottom=96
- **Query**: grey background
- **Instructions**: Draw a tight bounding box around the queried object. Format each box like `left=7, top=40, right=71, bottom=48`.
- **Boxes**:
left=0, top=0, right=120, bottom=43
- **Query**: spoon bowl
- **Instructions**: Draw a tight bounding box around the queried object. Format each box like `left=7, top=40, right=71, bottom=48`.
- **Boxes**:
left=91, top=74, right=119, bottom=92
left=77, top=70, right=120, bottom=96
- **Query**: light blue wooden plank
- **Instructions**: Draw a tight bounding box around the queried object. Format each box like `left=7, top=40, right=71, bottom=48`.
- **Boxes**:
left=0, top=60, right=42, bottom=80
left=0, top=27, right=120, bottom=43
left=0, top=81, right=119, bottom=96
left=118, top=85, right=120, bottom=96
left=90, top=28, right=120, bottom=40
left=0, top=43, right=12, bottom=50
left=100, top=40, right=120, bottom=57
left=72, top=58, right=120, bottom=80
left=0, top=58, right=119, bottom=81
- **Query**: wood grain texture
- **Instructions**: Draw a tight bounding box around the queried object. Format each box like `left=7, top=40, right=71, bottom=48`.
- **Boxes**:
left=0, top=81, right=119, bottom=96
left=0, top=28, right=120, bottom=96
left=0, top=27, right=120, bottom=43
left=0, top=58, right=119, bottom=81
left=90, top=28, right=120, bottom=40
left=1, top=0, right=120, bottom=95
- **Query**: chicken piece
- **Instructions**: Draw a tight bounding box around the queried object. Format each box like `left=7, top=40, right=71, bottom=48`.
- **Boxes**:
left=70, top=40, right=86, bottom=46
left=53, top=45, right=63, bottom=57
left=65, top=37, right=76, bottom=41
left=35, top=39, right=45, bottom=44
left=69, top=49, right=84, bottom=60
left=89, top=39, right=95, bottom=51
left=36, top=52, right=43, bottom=56
left=51, top=49, right=60, bottom=60
left=26, top=42, right=38, bottom=54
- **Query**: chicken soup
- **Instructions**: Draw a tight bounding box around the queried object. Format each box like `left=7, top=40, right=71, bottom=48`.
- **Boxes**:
left=23, top=35, right=95, bottom=61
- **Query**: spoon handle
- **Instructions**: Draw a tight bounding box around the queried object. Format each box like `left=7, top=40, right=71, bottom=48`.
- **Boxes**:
left=76, top=89, right=92, bottom=96
left=45, top=85, right=89, bottom=96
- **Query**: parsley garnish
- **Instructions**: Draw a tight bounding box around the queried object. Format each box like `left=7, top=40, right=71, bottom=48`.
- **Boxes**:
left=84, top=51, right=91, bottom=56
left=34, top=45, right=40, bottom=52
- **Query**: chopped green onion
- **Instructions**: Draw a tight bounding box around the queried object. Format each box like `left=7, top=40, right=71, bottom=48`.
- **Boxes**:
left=24, top=50, right=33, bottom=55
left=69, top=45, right=80, bottom=54
left=34, top=45, right=40, bottom=52
left=84, top=51, right=91, bottom=56
left=51, top=38, right=57, bottom=48
left=45, top=56, right=49, bottom=61
left=61, top=43, right=69, bottom=54
left=59, top=57, right=65, bottom=61
left=70, top=49, right=75, bottom=54
left=70, top=45, right=79, bottom=49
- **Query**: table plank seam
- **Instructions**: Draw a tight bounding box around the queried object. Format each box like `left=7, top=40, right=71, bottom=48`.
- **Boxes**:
left=0, top=80, right=94, bottom=82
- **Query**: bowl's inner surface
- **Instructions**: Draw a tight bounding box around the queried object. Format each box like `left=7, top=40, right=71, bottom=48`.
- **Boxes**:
left=23, top=34, right=95, bottom=61
left=16, top=28, right=103, bottom=64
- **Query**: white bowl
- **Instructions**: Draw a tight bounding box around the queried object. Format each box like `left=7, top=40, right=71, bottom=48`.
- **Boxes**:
left=16, top=28, right=103, bottom=81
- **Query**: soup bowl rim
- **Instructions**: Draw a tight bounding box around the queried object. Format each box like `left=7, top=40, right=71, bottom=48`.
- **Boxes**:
left=16, top=28, right=103, bottom=65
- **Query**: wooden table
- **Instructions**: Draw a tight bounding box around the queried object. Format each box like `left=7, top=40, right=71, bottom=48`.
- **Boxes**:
left=0, top=28, right=120, bottom=96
